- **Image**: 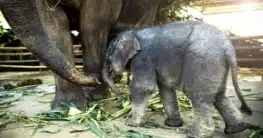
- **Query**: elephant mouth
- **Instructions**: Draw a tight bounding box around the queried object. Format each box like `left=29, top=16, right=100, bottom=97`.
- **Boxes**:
left=102, top=62, right=124, bottom=95
left=112, top=63, right=124, bottom=76
left=109, top=65, right=119, bottom=80
left=108, top=65, right=114, bottom=76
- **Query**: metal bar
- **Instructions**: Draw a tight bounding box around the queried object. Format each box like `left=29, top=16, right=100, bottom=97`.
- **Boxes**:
left=0, top=52, right=32, bottom=56
left=0, top=47, right=27, bottom=50
left=73, top=45, right=81, bottom=48
left=0, top=45, right=81, bottom=50
left=1, top=37, right=262, bottom=51
left=238, top=58, right=263, bottom=62
left=236, top=49, right=263, bottom=58
left=0, top=60, right=39, bottom=63
left=235, top=46, right=263, bottom=50
left=229, top=35, right=263, bottom=40
left=0, top=65, right=83, bottom=69
left=0, top=59, right=83, bottom=64
left=191, top=0, right=263, bottom=8
left=0, top=50, right=82, bottom=56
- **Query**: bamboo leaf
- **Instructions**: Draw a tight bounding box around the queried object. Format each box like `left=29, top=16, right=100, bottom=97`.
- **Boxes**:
left=88, top=123, right=108, bottom=138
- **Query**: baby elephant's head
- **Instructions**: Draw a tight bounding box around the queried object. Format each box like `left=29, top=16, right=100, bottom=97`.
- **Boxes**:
left=102, top=31, right=140, bottom=94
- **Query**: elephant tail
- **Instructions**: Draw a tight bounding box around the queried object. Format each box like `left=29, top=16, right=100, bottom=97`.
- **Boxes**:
left=225, top=41, right=252, bottom=116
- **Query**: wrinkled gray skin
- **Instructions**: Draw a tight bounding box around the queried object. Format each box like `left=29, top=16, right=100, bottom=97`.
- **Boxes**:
left=0, top=0, right=174, bottom=109
left=103, top=21, right=254, bottom=138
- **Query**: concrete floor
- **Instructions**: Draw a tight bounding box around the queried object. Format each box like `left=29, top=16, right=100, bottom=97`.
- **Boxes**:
left=0, top=71, right=262, bottom=138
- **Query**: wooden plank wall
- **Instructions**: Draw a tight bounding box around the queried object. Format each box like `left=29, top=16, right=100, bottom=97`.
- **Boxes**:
left=0, top=35, right=263, bottom=71
left=233, top=35, right=263, bottom=68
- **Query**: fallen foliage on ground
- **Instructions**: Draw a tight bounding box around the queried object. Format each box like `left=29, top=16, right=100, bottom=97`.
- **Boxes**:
left=2, top=78, right=42, bottom=90
left=0, top=78, right=262, bottom=138
left=0, top=81, right=193, bottom=137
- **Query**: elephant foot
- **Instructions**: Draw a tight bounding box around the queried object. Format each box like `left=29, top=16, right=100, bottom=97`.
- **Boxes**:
left=188, top=122, right=214, bottom=138
left=126, top=118, right=146, bottom=127
left=51, top=90, right=87, bottom=110
left=188, top=134, right=213, bottom=138
left=224, top=122, right=250, bottom=134
left=187, top=129, right=213, bottom=138
left=84, top=83, right=110, bottom=101
left=165, top=117, right=184, bottom=127
left=240, top=105, right=252, bottom=116
left=225, top=122, right=259, bottom=134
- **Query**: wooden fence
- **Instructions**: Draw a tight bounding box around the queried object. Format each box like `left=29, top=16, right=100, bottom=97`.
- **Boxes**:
left=232, top=35, right=263, bottom=68
left=0, top=35, right=263, bottom=71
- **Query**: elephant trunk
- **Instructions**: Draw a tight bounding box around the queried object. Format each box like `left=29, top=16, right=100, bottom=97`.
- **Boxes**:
left=0, top=0, right=99, bottom=86
left=102, top=61, right=123, bottom=95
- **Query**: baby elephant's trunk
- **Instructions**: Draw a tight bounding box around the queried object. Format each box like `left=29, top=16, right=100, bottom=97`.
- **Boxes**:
left=102, top=62, right=124, bottom=95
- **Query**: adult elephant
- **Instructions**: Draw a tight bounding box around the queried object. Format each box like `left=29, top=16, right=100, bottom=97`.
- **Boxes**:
left=0, top=0, right=174, bottom=109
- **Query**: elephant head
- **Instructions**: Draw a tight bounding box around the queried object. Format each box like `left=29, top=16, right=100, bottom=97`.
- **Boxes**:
left=102, top=31, right=140, bottom=94
left=0, top=0, right=100, bottom=86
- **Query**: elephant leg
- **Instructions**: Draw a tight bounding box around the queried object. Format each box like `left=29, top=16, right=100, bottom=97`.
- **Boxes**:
left=126, top=67, right=156, bottom=127
left=214, top=93, right=251, bottom=134
left=35, top=0, right=85, bottom=109
left=188, top=94, right=215, bottom=138
left=157, top=83, right=183, bottom=127
left=126, top=86, right=152, bottom=127
left=214, top=69, right=251, bottom=134
left=80, top=0, right=122, bottom=100
left=52, top=75, right=85, bottom=110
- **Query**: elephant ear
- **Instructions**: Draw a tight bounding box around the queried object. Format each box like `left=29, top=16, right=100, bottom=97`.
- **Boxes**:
left=121, top=34, right=141, bottom=66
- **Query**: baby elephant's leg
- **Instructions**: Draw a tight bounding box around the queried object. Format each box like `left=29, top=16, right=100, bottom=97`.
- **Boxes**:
left=214, top=93, right=251, bottom=134
left=126, top=71, right=156, bottom=127
left=188, top=93, right=215, bottom=138
left=126, top=86, right=152, bottom=127
left=158, top=83, right=183, bottom=127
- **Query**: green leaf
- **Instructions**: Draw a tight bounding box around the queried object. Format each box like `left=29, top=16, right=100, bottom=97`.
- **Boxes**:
left=88, top=123, right=108, bottom=138
left=68, top=106, right=82, bottom=116
left=213, top=115, right=223, bottom=121
left=249, top=130, right=258, bottom=138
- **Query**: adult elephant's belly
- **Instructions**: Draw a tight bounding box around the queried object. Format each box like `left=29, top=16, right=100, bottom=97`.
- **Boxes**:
left=60, top=0, right=80, bottom=9
left=112, top=0, right=160, bottom=31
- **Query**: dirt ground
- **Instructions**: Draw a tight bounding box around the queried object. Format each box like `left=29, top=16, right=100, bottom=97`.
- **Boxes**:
left=0, top=71, right=262, bottom=138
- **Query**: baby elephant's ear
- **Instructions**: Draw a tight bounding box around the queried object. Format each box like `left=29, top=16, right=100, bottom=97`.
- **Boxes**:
left=126, top=35, right=140, bottom=60
left=133, top=36, right=140, bottom=50
left=118, top=34, right=141, bottom=68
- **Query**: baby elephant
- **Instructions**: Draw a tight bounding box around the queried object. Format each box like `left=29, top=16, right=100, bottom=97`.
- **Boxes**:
left=102, top=21, right=253, bottom=138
